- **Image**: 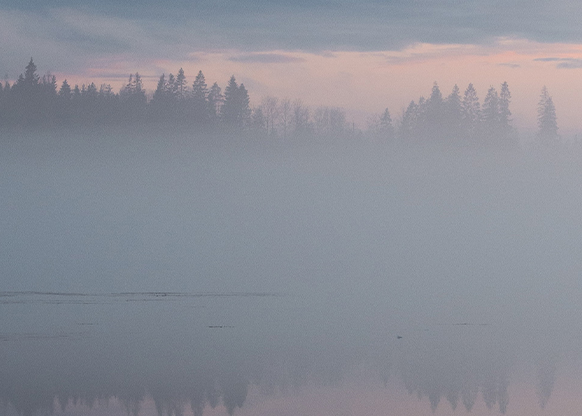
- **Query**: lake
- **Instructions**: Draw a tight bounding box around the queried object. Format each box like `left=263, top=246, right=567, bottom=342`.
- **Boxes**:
left=2, top=129, right=582, bottom=415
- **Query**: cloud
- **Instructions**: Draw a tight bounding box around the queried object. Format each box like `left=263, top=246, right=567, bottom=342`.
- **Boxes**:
left=3, top=1, right=582, bottom=58
left=534, top=57, right=582, bottom=69
left=228, top=53, right=305, bottom=63
left=3, top=1, right=582, bottom=83
left=556, top=59, right=582, bottom=69
left=498, top=63, right=521, bottom=68
left=533, top=57, right=562, bottom=62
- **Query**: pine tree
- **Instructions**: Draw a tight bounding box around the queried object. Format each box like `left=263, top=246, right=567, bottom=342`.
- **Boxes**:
left=537, top=86, right=558, bottom=142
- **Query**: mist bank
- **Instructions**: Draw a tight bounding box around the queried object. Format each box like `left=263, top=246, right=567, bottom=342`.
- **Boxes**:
left=2, top=129, right=582, bottom=414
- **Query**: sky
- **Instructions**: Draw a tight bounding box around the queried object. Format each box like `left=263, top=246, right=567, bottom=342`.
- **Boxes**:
left=3, top=0, right=582, bottom=133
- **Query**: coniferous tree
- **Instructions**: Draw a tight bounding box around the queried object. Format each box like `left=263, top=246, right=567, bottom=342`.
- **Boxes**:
left=120, top=73, right=146, bottom=122
left=166, top=73, right=176, bottom=96
left=175, top=68, right=187, bottom=100
left=446, top=84, right=463, bottom=142
left=537, top=86, right=558, bottom=142
left=399, top=100, right=419, bottom=141
left=207, top=82, right=223, bottom=125
left=13, top=58, right=42, bottom=124
left=150, top=74, right=169, bottom=121
left=222, top=76, right=239, bottom=125
left=482, top=86, right=500, bottom=138
left=238, top=84, right=252, bottom=128
left=23, top=58, right=40, bottom=86
left=191, top=71, right=209, bottom=123
left=424, top=82, right=444, bottom=138
left=56, top=80, right=72, bottom=125
left=82, top=82, right=99, bottom=123
left=59, top=80, right=72, bottom=100
left=499, top=81, right=512, bottom=135
left=379, top=108, right=394, bottom=139
left=222, top=76, right=251, bottom=128
left=462, top=84, right=481, bottom=141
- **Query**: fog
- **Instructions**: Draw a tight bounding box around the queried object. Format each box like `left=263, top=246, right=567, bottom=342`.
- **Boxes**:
left=2, top=128, right=582, bottom=415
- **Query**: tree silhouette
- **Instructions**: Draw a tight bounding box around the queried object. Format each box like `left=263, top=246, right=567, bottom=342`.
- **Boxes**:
left=499, top=82, right=512, bottom=135
left=537, top=86, right=558, bottom=142
left=379, top=108, right=394, bottom=138
left=191, top=71, right=209, bottom=124
left=292, top=99, right=310, bottom=135
left=482, top=86, right=500, bottom=138
left=221, top=76, right=251, bottom=128
left=424, top=82, right=445, bottom=138
left=399, top=100, right=418, bottom=141
left=446, top=84, right=463, bottom=142
left=261, top=96, right=279, bottom=137
left=207, top=82, right=223, bottom=125
left=462, top=84, right=480, bottom=141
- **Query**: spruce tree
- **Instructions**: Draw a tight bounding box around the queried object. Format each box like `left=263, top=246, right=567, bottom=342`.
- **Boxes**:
left=537, top=86, right=558, bottom=142
left=191, top=70, right=209, bottom=123
left=221, top=76, right=239, bottom=126
left=446, top=84, right=463, bottom=141
left=424, top=82, right=444, bottom=138
left=379, top=108, right=394, bottom=139
left=23, top=58, right=39, bottom=86
left=207, top=82, right=223, bottom=124
left=399, top=100, right=418, bottom=141
left=482, top=86, right=500, bottom=138
left=462, top=84, right=480, bottom=140
left=238, top=84, right=251, bottom=128
left=175, top=68, right=187, bottom=100
left=499, top=81, right=512, bottom=134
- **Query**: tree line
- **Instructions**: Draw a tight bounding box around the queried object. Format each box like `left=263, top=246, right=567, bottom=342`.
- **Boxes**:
left=0, top=58, right=560, bottom=144
left=0, top=59, right=253, bottom=129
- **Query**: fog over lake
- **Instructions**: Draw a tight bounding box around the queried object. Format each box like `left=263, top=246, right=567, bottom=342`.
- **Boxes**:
left=2, top=129, right=582, bottom=416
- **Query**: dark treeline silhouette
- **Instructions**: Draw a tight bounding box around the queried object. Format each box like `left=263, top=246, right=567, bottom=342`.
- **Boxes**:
left=0, top=58, right=562, bottom=146
left=0, top=59, right=251, bottom=130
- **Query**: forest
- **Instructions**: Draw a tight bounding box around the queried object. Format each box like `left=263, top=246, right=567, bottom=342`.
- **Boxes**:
left=0, top=58, right=560, bottom=145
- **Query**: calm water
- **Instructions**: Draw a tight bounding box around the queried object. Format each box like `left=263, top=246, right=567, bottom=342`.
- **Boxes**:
left=3, top=130, right=582, bottom=415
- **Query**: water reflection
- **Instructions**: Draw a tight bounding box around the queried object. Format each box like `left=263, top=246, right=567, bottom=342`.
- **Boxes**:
left=0, top=290, right=577, bottom=416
